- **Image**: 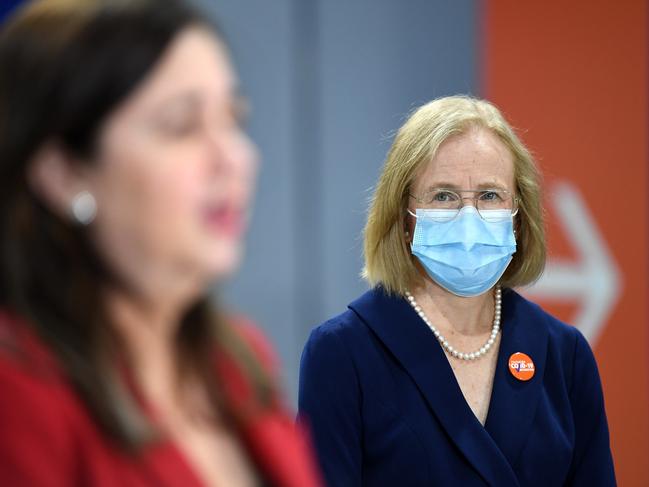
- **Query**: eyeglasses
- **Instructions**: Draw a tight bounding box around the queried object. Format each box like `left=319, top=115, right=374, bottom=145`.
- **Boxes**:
left=408, top=188, right=519, bottom=222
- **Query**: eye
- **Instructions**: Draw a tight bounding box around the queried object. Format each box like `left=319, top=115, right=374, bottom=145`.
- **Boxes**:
left=154, top=95, right=202, bottom=137
left=478, top=190, right=503, bottom=202
left=432, top=190, right=459, bottom=202
left=161, top=116, right=200, bottom=136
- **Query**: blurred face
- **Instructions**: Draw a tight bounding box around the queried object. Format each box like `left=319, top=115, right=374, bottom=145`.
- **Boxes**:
left=85, top=26, right=257, bottom=294
left=407, top=127, right=516, bottom=235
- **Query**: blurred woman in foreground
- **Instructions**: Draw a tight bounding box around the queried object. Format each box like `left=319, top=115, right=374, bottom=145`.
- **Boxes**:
left=0, top=1, right=321, bottom=486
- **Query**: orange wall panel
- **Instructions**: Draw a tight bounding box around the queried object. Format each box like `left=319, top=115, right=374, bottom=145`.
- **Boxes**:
left=484, top=1, right=649, bottom=485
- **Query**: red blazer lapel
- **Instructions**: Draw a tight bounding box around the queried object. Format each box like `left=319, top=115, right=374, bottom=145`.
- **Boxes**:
left=243, top=411, right=323, bottom=487
left=216, top=322, right=323, bottom=487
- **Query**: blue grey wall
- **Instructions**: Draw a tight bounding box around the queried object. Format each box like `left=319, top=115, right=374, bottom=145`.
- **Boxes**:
left=196, top=0, right=478, bottom=402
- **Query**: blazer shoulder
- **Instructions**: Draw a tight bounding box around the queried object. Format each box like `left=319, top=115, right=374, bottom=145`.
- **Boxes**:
left=0, top=319, right=77, bottom=483
left=507, top=290, right=598, bottom=392
left=311, top=287, right=390, bottom=343
left=0, top=342, right=71, bottom=422
left=507, top=289, right=584, bottom=345
left=302, top=299, right=381, bottom=376
left=303, top=307, right=373, bottom=367
left=0, top=310, right=65, bottom=384
left=311, top=307, right=366, bottom=339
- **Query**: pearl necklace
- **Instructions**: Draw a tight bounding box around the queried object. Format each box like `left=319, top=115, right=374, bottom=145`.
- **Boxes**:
left=404, top=286, right=502, bottom=361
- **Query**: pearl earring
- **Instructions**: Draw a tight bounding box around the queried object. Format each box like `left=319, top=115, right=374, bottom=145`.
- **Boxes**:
left=70, top=190, right=97, bottom=225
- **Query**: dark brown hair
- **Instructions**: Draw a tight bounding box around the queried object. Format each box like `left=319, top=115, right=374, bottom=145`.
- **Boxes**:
left=0, top=0, right=271, bottom=449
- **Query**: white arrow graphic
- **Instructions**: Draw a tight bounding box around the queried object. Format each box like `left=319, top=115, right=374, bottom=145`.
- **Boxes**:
left=522, top=182, right=622, bottom=345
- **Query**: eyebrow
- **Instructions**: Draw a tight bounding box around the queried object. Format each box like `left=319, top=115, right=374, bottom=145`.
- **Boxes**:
left=152, top=87, right=250, bottom=122
left=154, top=91, right=201, bottom=115
left=424, top=181, right=509, bottom=192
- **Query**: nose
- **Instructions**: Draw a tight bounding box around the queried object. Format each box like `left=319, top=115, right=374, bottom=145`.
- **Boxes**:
left=207, top=128, right=258, bottom=202
left=458, top=194, right=478, bottom=208
left=207, top=127, right=257, bottom=174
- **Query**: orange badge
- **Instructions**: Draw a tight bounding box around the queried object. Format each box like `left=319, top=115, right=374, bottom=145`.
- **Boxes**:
left=508, top=352, right=535, bottom=381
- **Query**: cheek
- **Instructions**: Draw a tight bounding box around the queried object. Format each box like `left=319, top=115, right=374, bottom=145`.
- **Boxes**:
left=93, top=149, right=206, bottom=255
left=141, top=165, right=207, bottom=252
left=153, top=165, right=203, bottom=217
left=140, top=163, right=198, bottom=217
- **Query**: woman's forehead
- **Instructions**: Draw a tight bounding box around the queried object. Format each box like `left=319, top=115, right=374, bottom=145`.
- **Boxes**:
left=413, top=128, right=515, bottom=191
left=116, top=27, right=235, bottom=116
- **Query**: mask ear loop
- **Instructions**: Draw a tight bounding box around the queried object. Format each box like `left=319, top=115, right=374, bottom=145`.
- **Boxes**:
left=405, top=209, right=418, bottom=243
left=512, top=196, right=520, bottom=239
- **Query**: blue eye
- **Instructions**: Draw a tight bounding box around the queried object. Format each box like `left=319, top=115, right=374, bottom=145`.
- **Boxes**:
left=479, top=191, right=501, bottom=201
left=433, top=191, right=458, bottom=202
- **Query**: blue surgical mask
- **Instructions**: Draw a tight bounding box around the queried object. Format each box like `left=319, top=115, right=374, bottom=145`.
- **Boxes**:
left=409, top=206, right=516, bottom=297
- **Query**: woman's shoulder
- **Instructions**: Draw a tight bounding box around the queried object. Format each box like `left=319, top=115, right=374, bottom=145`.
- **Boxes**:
left=0, top=310, right=75, bottom=422
left=311, top=287, right=390, bottom=338
left=301, top=290, right=385, bottom=379
left=505, top=289, right=583, bottom=339
left=505, top=289, right=594, bottom=369
left=307, top=289, right=383, bottom=345
left=312, top=308, right=365, bottom=339
left=0, top=310, right=65, bottom=384
left=0, top=311, right=78, bottom=480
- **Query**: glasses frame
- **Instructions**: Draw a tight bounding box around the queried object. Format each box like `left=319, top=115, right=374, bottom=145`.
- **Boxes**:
left=408, top=187, right=520, bottom=221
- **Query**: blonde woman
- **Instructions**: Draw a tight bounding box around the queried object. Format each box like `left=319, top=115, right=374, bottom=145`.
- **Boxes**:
left=298, top=96, right=615, bottom=486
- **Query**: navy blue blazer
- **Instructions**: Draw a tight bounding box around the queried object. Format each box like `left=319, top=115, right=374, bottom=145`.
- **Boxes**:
left=298, top=287, right=615, bottom=487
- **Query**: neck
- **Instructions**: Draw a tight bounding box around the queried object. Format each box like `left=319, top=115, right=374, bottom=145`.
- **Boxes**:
left=412, top=277, right=495, bottom=335
left=105, top=258, right=210, bottom=345
left=107, top=289, right=183, bottom=342
left=104, top=284, right=200, bottom=406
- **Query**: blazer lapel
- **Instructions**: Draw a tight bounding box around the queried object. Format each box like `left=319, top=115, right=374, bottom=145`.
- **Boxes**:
left=349, top=288, right=520, bottom=487
left=242, top=412, right=323, bottom=487
left=484, top=290, right=549, bottom=470
left=215, top=344, right=323, bottom=487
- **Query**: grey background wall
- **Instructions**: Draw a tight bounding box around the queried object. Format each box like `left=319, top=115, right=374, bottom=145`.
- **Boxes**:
left=195, top=0, right=479, bottom=402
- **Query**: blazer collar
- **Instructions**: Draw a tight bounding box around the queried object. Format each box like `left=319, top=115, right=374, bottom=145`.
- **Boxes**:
left=349, top=287, right=548, bottom=485
left=215, top=344, right=323, bottom=487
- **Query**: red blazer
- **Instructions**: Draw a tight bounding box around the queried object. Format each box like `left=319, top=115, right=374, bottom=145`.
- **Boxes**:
left=0, top=311, right=323, bottom=487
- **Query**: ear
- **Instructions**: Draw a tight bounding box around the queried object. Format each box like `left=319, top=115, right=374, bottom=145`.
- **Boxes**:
left=513, top=215, right=520, bottom=240
left=404, top=208, right=416, bottom=243
left=27, top=143, right=92, bottom=220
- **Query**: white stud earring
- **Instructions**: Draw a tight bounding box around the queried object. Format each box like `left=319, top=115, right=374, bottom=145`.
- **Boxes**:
left=70, top=190, right=97, bottom=225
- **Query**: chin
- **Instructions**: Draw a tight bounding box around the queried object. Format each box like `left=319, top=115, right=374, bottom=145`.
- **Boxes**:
left=200, top=239, right=244, bottom=281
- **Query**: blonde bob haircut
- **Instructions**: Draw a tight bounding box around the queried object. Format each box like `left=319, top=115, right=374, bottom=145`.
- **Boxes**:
left=362, top=95, right=545, bottom=295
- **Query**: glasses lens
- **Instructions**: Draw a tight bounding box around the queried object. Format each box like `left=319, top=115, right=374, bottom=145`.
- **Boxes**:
left=476, top=189, right=511, bottom=207
left=414, top=189, right=517, bottom=222
left=416, top=208, right=459, bottom=222
left=426, top=189, right=459, bottom=208
left=477, top=209, right=514, bottom=222
left=476, top=190, right=515, bottom=222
